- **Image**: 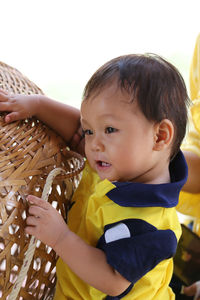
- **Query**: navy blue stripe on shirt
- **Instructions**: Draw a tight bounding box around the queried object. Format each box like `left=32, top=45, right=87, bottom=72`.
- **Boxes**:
left=97, top=219, right=177, bottom=284
left=106, top=151, right=188, bottom=208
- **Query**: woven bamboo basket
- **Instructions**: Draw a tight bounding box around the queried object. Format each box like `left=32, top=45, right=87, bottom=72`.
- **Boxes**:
left=0, top=62, right=84, bottom=299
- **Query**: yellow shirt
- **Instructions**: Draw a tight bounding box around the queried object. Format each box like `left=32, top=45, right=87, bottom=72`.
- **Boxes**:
left=54, top=154, right=187, bottom=300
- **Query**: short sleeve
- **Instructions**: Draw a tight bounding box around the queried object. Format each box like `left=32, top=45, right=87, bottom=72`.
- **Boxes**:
left=97, top=219, right=177, bottom=283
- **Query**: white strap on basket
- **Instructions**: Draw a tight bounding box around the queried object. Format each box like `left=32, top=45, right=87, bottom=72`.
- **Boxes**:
left=8, top=167, right=65, bottom=300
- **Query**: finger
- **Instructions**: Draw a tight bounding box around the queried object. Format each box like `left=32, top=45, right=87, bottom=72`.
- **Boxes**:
left=0, top=93, right=9, bottom=102
left=27, top=195, right=49, bottom=209
left=26, top=215, right=38, bottom=226
left=0, top=89, right=8, bottom=96
left=70, top=132, right=82, bottom=149
left=25, top=225, right=37, bottom=237
left=0, top=102, right=12, bottom=111
left=28, top=205, right=46, bottom=217
left=4, top=112, right=21, bottom=123
left=77, top=138, right=85, bottom=156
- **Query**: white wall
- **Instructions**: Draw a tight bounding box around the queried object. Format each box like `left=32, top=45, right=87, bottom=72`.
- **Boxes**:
left=1, top=0, right=199, bottom=107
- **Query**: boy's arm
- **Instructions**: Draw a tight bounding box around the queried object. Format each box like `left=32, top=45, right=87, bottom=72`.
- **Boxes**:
left=34, top=95, right=81, bottom=143
left=55, top=227, right=131, bottom=296
left=0, top=91, right=83, bottom=152
left=26, top=195, right=131, bottom=297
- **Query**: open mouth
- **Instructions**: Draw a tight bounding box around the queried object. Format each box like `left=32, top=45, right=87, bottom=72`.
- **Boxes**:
left=96, top=160, right=111, bottom=167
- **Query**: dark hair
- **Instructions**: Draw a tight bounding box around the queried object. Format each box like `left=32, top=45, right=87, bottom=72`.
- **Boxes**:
left=83, top=54, right=190, bottom=159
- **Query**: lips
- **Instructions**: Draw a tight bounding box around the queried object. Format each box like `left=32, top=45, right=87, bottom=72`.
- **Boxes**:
left=96, top=160, right=111, bottom=167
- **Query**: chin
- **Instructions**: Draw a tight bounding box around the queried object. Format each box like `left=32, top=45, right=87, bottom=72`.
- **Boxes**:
left=99, top=175, right=108, bottom=181
left=99, top=175, right=118, bottom=182
left=96, top=169, right=119, bottom=182
left=98, top=174, right=111, bottom=181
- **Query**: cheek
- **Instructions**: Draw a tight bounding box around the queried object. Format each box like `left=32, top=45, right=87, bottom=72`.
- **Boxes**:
left=84, top=145, right=93, bottom=163
left=113, top=143, right=139, bottom=166
left=110, top=146, right=131, bottom=164
left=84, top=145, right=90, bottom=158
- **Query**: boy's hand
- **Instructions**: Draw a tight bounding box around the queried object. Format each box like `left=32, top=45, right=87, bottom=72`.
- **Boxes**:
left=70, top=125, right=85, bottom=156
left=26, top=195, right=68, bottom=249
left=0, top=89, right=40, bottom=123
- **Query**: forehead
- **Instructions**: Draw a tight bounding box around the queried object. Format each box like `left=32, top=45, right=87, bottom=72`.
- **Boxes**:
left=81, top=87, right=147, bottom=130
left=81, top=83, right=133, bottom=112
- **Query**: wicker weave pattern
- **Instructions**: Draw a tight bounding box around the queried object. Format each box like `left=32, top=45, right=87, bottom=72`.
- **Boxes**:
left=0, top=62, right=84, bottom=299
left=0, top=62, right=43, bottom=95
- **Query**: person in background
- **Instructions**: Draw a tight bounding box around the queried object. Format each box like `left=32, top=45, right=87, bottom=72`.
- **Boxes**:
left=175, top=33, right=200, bottom=300
left=0, top=54, right=189, bottom=299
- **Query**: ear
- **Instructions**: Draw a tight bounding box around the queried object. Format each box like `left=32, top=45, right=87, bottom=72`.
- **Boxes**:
left=153, top=119, right=174, bottom=151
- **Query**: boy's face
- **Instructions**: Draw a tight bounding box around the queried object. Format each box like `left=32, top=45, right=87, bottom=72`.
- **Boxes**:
left=81, top=83, right=158, bottom=183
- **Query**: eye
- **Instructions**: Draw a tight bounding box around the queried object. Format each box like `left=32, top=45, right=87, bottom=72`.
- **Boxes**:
left=105, top=127, right=117, bottom=134
left=82, top=129, right=93, bottom=136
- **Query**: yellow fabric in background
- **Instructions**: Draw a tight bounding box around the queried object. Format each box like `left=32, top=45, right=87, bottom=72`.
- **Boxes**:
left=177, top=33, right=200, bottom=235
left=190, top=33, right=200, bottom=101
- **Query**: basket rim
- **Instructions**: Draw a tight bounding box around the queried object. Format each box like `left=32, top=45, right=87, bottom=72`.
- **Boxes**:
left=52, top=150, right=85, bottom=179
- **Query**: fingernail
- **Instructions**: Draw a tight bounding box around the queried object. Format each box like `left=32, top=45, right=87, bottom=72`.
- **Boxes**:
left=5, top=116, right=10, bottom=123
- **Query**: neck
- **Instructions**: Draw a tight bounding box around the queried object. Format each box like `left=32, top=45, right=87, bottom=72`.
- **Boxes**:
left=147, top=168, right=170, bottom=184
left=134, top=153, right=171, bottom=185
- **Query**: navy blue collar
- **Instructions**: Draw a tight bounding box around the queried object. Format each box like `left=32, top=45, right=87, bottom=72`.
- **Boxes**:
left=106, top=151, right=188, bottom=208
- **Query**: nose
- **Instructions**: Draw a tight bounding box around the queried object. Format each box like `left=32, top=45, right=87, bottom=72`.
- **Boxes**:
left=91, top=134, right=104, bottom=152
